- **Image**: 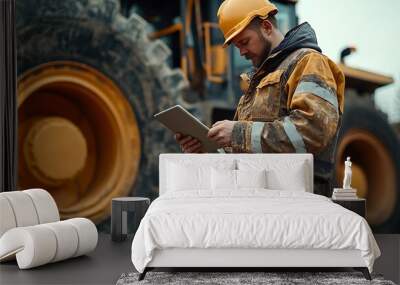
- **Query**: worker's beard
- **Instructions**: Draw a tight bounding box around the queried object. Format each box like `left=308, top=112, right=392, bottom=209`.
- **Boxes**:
left=254, top=37, right=273, bottom=68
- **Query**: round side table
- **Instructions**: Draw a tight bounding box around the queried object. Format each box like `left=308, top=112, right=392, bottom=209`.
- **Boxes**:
left=111, top=197, right=150, bottom=242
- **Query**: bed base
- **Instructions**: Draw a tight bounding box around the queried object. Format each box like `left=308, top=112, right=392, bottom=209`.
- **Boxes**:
left=138, top=248, right=372, bottom=281
left=138, top=266, right=371, bottom=281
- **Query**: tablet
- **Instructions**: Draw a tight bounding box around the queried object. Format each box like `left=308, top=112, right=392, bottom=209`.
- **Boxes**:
left=153, top=105, right=220, bottom=153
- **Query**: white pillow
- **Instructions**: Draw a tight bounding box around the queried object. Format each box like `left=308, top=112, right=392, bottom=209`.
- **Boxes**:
left=211, top=169, right=267, bottom=190
left=238, top=159, right=308, bottom=191
left=236, top=169, right=267, bottom=189
left=211, top=168, right=236, bottom=190
left=167, top=163, right=211, bottom=191
left=167, top=159, right=236, bottom=191
left=266, top=166, right=306, bottom=191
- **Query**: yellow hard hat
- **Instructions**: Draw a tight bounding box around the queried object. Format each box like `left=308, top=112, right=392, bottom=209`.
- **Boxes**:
left=217, top=0, right=278, bottom=47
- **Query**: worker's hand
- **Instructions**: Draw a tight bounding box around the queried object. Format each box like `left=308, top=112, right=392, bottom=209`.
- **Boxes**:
left=174, top=133, right=204, bottom=153
left=207, top=120, right=235, bottom=148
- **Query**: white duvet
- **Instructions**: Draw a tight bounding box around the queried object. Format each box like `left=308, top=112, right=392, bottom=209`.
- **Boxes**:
left=131, top=190, right=380, bottom=273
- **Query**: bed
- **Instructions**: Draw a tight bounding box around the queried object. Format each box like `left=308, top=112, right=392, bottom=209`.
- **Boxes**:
left=131, top=154, right=380, bottom=280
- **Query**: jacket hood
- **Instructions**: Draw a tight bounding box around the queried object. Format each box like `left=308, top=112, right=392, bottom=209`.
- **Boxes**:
left=272, top=22, right=321, bottom=55
left=256, top=22, right=322, bottom=75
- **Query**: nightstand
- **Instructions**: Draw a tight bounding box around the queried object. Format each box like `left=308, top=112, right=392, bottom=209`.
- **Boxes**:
left=331, top=198, right=366, bottom=218
left=111, top=197, right=150, bottom=242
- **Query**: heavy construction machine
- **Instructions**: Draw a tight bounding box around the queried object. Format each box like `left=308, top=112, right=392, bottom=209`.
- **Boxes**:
left=16, top=0, right=400, bottom=233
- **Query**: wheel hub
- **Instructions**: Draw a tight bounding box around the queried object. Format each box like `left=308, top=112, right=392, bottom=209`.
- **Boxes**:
left=24, top=116, right=87, bottom=186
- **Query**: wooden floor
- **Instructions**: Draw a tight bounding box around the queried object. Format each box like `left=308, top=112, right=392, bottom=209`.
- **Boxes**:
left=0, top=233, right=399, bottom=285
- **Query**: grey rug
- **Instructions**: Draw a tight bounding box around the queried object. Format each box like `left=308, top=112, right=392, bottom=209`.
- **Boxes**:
left=116, top=271, right=396, bottom=285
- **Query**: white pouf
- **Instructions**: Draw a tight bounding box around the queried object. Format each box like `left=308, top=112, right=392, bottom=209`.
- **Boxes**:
left=66, top=218, right=98, bottom=257
left=0, top=189, right=98, bottom=269
left=0, top=196, right=17, bottom=237
left=0, top=219, right=98, bottom=269
left=42, top=221, right=79, bottom=262
left=0, top=189, right=60, bottom=237
left=24, top=188, right=60, bottom=223
left=1, top=191, right=39, bottom=228
left=0, top=225, right=57, bottom=268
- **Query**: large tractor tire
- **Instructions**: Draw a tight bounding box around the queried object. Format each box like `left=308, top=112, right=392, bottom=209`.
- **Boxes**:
left=16, top=0, right=187, bottom=224
left=335, top=99, right=400, bottom=233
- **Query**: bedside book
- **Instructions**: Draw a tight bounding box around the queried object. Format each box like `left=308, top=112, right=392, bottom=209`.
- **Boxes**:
left=332, top=197, right=358, bottom=200
left=333, top=188, right=357, bottom=193
left=332, top=188, right=358, bottom=200
left=332, top=194, right=358, bottom=200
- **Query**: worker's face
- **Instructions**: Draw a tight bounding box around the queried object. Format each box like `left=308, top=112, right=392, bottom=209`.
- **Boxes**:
left=232, top=22, right=273, bottom=68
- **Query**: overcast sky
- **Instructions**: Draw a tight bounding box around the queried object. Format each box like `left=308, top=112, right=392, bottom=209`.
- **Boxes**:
left=296, top=0, right=400, bottom=123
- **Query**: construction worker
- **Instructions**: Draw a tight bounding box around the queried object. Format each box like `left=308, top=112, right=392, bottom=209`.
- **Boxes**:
left=175, top=0, right=345, bottom=196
